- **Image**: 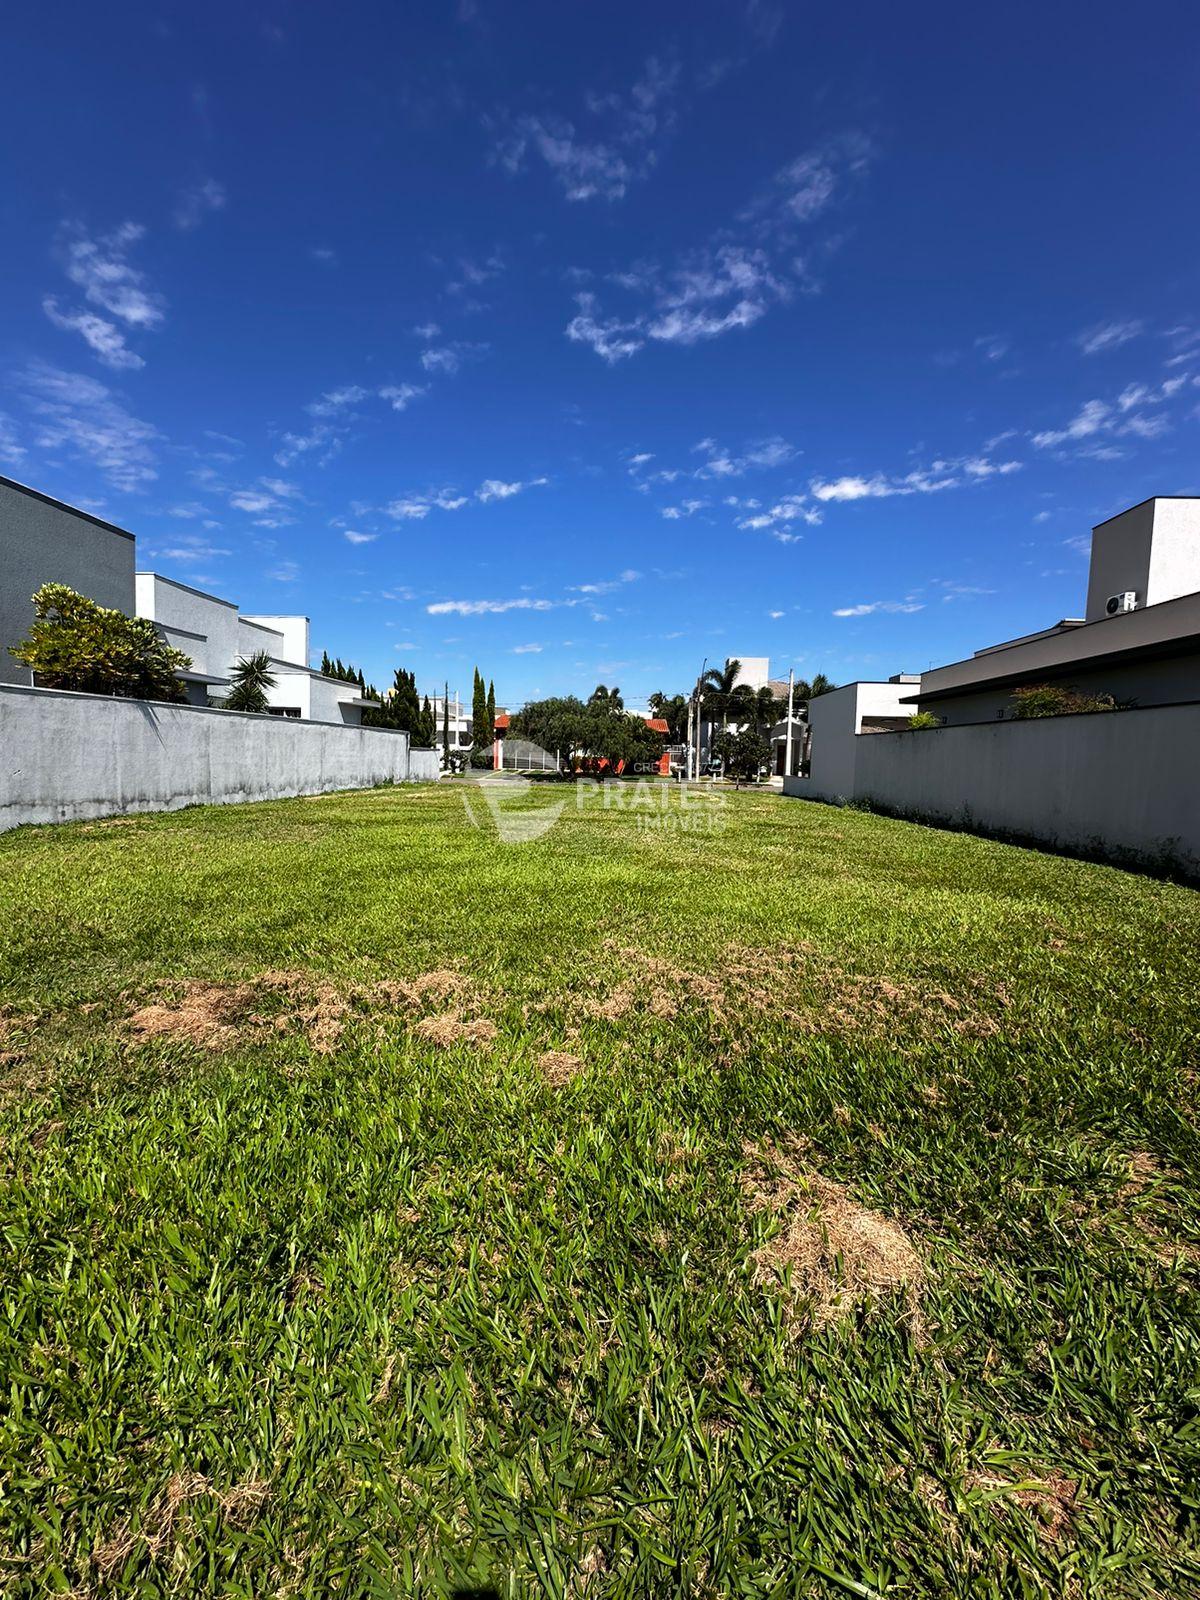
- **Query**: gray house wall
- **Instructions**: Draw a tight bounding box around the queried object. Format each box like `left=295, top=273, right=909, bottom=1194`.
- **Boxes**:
left=0, top=684, right=436, bottom=832
left=0, top=476, right=136, bottom=687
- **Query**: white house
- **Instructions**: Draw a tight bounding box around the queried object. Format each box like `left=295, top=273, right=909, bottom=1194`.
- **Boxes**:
left=134, top=573, right=371, bottom=724
left=783, top=496, right=1200, bottom=875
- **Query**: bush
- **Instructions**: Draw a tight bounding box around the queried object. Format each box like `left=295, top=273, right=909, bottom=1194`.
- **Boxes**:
left=907, top=711, right=942, bottom=730
left=9, top=583, right=191, bottom=701
left=1010, top=683, right=1119, bottom=718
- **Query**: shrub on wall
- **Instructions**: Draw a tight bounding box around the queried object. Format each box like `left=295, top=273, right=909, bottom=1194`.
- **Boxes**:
left=1010, top=683, right=1119, bottom=718
left=907, top=711, right=942, bottom=729
left=9, top=583, right=192, bottom=702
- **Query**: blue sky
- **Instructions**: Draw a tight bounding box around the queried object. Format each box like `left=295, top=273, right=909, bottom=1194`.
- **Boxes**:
left=3, top=1, right=1199, bottom=708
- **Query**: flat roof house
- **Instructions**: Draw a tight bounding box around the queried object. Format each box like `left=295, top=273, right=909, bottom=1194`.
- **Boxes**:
left=1, top=473, right=370, bottom=725
left=907, top=497, right=1200, bottom=723
left=0, top=475, right=136, bottom=687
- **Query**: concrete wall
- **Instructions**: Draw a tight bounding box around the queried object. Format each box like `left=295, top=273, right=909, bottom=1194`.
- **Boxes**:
left=0, top=684, right=434, bottom=832
left=1, top=477, right=136, bottom=687
left=785, top=702, right=1200, bottom=878
left=795, top=680, right=918, bottom=802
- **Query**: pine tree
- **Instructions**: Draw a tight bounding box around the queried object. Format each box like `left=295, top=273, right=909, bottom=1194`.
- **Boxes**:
left=321, top=649, right=331, bottom=675
left=471, top=667, right=490, bottom=768
left=487, top=679, right=496, bottom=732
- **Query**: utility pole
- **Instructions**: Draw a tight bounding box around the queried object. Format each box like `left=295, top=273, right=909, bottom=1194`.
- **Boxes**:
left=692, top=657, right=707, bottom=781
left=783, top=667, right=795, bottom=779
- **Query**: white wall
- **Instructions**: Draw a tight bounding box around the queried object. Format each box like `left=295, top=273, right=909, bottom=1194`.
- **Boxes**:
left=137, top=574, right=241, bottom=683
left=244, top=614, right=310, bottom=666
left=785, top=702, right=1200, bottom=878
left=0, top=684, right=433, bottom=832
left=792, top=681, right=915, bottom=802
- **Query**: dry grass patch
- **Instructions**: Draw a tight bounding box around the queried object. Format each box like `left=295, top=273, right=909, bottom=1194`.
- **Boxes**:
left=743, top=1138, right=924, bottom=1327
left=125, top=967, right=494, bottom=1057
left=127, top=971, right=350, bottom=1054
left=412, top=1015, right=498, bottom=1050
left=93, top=1472, right=271, bottom=1578
left=967, top=1469, right=1078, bottom=1542
left=555, top=939, right=1007, bottom=1046
left=536, top=1049, right=585, bottom=1086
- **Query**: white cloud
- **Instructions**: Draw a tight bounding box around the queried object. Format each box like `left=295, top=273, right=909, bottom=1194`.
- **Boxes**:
left=379, top=383, right=426, bottom=412
left=420, top=341, right=487, bottom=376
left=42, top=299, right=143, bottom=370
left=477, top=477, right=523, bottom=501
left=0, top=412, right=25, bottom=465
left=57, top=221, right=165, bottom=331
left=511, top=642, right=543, bottom=653
left=174, top=178, right=226, bottom=231
left=229, top=477, right=301, bottom=527
left=412, top=321, right=441, bottom=339
left=768, top=609, right=785, bottom=619
left=833, top=598, right=924, bottom=617
left=427, top=597, right=557, bottom=616
left=309, top=246, right=337, bottom=264
left=974, top=334, right=1010, bottom=362
left=492, top=56, right=679, bottom=203
left=1031, top=398, right=1111, bottom=449
left=1030, top=376, right=1192, bottom=453
left=307, top=385, right=369, bottom=416
left=693, top=434, right=794, bottom=477
left=811, top=454, right=1021, bottom=501
left=274, top=424, right=342, bottom=469
left=269, top=560, right=300, bottom=583
left=1076, top=319, right=1143, bottom=356
left=145, top=533, right=231, bottom=563
left=386, top=498, right=432, bottom=521
left=660, top=498, right=707, bottom=519
left=565, top=294, right=644, bottom=362
left=343, top=530, right=377, bottom=545
left=736, top=493, right=821, bottom=533
left=564, top=132, right=873, bottom=359
left=16, top=362, right=159, bottom=491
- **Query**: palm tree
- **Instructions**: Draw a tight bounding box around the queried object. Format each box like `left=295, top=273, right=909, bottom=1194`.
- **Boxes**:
left=794, top=672, right=837, bottom=702
left=589, top=683, right=624, bottom=713
left=224, top=651, right=276, bottom=713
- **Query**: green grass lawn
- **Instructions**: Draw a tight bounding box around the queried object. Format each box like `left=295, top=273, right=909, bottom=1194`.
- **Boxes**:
left=2, top=781, right=1198, bottom=1598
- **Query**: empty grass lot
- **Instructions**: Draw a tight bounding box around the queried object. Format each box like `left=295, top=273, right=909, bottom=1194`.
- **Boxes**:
left=1, top=780, right=1199, bottom=1598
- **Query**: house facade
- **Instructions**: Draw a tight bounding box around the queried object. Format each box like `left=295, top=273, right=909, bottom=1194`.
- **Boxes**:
left=1, top=473, right=369, bottom=726
left=906, top=498, right=1200, bottom=725
left=1, top=475, right=137, bottom=687
left=784, top=495, right=1200, bottom=874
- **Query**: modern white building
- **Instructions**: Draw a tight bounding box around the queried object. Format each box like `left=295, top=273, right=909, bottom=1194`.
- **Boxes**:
left=134, top=573, right=371, bottom=723
left=783, top=497, right=1200, bottom=875
left=0, top=473, right=371, bottom=727
left=905, top=497, right=1200, bottom=725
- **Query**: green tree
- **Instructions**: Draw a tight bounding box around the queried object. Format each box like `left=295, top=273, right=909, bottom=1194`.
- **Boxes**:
left=648, top=691, right=688, bottom=741
left=224, top=651, right=277, bottom=713
left=9, top=583, right=192, bottom=702
left=470, top=667, right=491, bottom=768
left=588, top=683, right=625, bottom=714
left=714, top=726, right=769, bottom=787
left=486, top=679, right=496, bottom=732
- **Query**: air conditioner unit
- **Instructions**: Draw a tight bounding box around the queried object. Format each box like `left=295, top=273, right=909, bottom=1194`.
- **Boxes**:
left=1105, top=591, right=1138, bottom=616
